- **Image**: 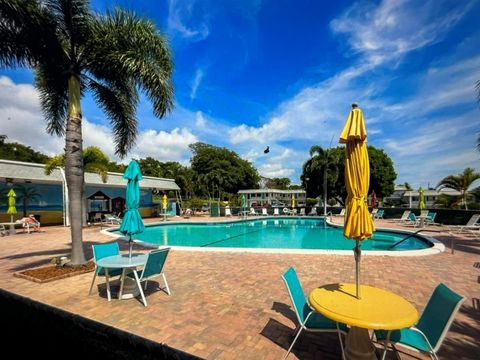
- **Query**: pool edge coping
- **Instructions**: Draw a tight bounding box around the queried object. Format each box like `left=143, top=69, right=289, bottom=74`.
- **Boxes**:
left=101, top=216, right=445, bottom=257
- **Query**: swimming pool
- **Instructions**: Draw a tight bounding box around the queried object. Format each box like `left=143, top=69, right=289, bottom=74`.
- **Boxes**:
left=109, top=217, right=439, bottom=254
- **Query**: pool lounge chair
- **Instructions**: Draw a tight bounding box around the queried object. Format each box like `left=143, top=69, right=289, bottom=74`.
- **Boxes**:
left=262, top=208, right=268, bottom=216
left=281, top=267, right=347, bottom=360
left=375, top=283, right=465, bottom=360
left=448, top=214, right=480, bottom=233
left=299, top=208, right=305, bottom=216
left=225, top=207, right=232, bottom=217
left=104, top=213, right=121, bottom=225
left=308, top=207, right=317, bottom=216
left=249, top=207, right=258, bottom=216
left=0, top=224, right=7, bottom=236
left=274, top=208, right=280, bottom=216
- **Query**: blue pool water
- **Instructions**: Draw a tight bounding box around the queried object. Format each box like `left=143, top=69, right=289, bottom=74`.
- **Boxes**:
left=113, top=218, right=432, bottom=251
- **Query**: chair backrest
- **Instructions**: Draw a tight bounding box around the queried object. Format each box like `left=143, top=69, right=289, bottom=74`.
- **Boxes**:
left=377, top=209, right=384, bottom=217
left=309, top=207, right=317, bottom=215
left=92, top=242, right=120, bottom=274
left=262, top=208, right=268, bottom=215
left=427, top=212, right=436, bottom=221
left=466, top=214, right=480, bottom=226
left=225, top=208, right=231, bottom=216
left=371, top=208, right=378, bottom=215
left=401, top=211, right=410, bottom=220
left=250, top=207, right=255, bottom=214
left=274, top=208, right=279, bottom=215
left=339, top=209, right=345, bottom=216
left=281, top=267, right=309, bottom=325
left=417, top=283, right=465, bottom=352
left=299, top=208, right=305, bottom=215
left=141, top=248, right=170, bottom=279
left=420, top=210, right=429, bottom=217
left=409, top=213, right=417, bottom=221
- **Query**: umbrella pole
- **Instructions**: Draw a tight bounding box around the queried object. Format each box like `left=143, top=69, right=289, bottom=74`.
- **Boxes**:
left=129, top=235, right=132, bottom=259
left=354, top=239, right=361, bottom=299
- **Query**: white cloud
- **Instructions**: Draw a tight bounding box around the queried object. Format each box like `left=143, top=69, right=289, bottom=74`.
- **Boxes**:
left=258, top=163, right=294, bottom=178
left=0, top=76, right=198, bottom=164
left=195, top=111, right=207, bottom=128
left=330, top=0, right=471, bottom=63
left=167, top=0, right=209, bottom=41
left=190, top=69, right=204, bottom=99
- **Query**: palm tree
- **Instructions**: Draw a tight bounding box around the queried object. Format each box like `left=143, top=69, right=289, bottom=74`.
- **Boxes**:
left=306, top=145, right=338, bottom=215
left=0, top=1, right=173, bottom=265
left=45, top=146, right=110, bottom=183
left=14, top=185, right=41, bottom=217
left=437, top=168, right=480, bottom=210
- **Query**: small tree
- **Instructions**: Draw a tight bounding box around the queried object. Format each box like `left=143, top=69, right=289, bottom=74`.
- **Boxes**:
left=437, top=168, right=480, bottom=210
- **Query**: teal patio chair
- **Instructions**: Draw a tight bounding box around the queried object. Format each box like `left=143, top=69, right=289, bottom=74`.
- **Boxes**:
left=123, top=248, right=171, bottom=307
left=281, top=267, right=347, bottom=360
left=425, top=212, right=439, bottom=226
left=375, top=283, right=465, bottom=360
left=89, top=242, right=123, bottom=300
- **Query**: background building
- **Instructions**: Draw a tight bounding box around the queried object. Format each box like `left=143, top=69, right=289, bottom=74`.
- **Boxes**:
left=0, top=159, right=180, bottom=225
left=238, top=188, right=306, bottom=207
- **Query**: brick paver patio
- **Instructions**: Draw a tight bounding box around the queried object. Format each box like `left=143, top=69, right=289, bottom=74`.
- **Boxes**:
left=0, top=216, right=478, bottom=359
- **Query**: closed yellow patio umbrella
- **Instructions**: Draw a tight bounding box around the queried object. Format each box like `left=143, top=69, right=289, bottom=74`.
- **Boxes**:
left=339, top=104, right=375, bottom=299
left=418, top=187, right=425, bottom=210
left=7, top=189, right=17, bottom=223
left=291, top=194, right=296, bottom=208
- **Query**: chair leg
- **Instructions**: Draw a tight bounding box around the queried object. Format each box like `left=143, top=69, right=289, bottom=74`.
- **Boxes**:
left=144, top=279, right=148, bottom=291
left=336, top=323, right=346, bottom=360
left=283, top=326, right=304, bottom=360
left=162, top=273, right=171, bottom=295
left=105, top=268, right=111, bottom=302
left=381, top=330, right=391, bottom=360
left=88, top=271, right=98, bottom=295
left=132, top=270, right=147, bottom=307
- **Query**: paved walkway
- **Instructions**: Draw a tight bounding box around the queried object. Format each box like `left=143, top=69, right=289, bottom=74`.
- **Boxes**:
left=0, top=216, right=478, bottom=359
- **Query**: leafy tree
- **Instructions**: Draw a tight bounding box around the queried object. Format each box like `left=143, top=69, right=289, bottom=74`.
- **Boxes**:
left=301, top=146, right=339, bottom=213
left=45, top=146, right=111, bottom=182
left=403, top=182, right=413, bottom=191
left=190, top=142, right=260, bottom=196
left=266, top=177, right=291, bottom=189
left=0, top=135, right=7, bottom=145
left=301, top=145, right=396, bottom=205
left=0, top=141, right=50, bottom=163
left=289, top=184, right=303, bottom=190
left=437, top=168, right=480, bottom=210
left=13, top=184, right=41, bottom=217
left=0, top=0, right=174, bottom=265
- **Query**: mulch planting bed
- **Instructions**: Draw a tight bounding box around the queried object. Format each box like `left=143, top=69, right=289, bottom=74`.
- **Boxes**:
left=14, top=261, right=95, bottom=283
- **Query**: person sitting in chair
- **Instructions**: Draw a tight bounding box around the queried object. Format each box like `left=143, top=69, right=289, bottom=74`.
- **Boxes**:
left=22, top=214, right=41, bottom=232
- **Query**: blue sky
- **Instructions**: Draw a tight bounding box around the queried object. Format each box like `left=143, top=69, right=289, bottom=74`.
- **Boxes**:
left=1, top=0, right=480, bottom=188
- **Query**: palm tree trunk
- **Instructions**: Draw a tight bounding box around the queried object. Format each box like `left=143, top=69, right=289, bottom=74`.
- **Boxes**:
left=323, top=169, right=327, bottom=216
left=463, top=191, right=468, bottom=210
left=66, top=75, right=87, bottom=265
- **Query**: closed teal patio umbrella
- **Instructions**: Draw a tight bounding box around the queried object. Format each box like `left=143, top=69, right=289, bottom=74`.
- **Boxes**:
left=120, top=160, right=145, bottom=258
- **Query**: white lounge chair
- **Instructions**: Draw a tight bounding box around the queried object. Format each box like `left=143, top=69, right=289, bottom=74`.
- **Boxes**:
left=448, top=214, right=480, bottom=233
left=104, top=213, right=121, bottom=225
left=249, top=207, right=258, bottom=216
left=262, top=208, right=268, bottom=216
left=0, top=224, right=7, bottom=237
left=299, top=208, right=305, bottom=216
left=273, top=208, right=280, bottom=216
left=308, top=207, right=318, bottom=216
left=225, top=207, right=232, bottom=217
left=283, top=208, right=291, bottom=215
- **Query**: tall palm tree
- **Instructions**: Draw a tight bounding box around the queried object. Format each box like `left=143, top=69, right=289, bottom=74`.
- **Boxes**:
left=437, top=168, right=480, bottom=210
left=0, top=1, right=173, bottom=265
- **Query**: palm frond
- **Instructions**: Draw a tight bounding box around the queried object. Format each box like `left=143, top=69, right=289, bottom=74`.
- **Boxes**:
left=84, top=162, right=108, bottom=183
left=86, top=9, right=174, bottom=118
left=0, top=0, right=65, bottom=68
left=35, top=64, right=69, bottom=136
left=88, top=79, right=138, bottom=157
left=44, top=154, right=66, bottom=175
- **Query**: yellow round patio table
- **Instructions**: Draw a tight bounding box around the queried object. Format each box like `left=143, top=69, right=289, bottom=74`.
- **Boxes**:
left=309, top=283, right=418, bottom=360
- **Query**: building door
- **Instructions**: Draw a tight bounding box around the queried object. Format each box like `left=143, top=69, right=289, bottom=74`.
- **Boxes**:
left=112, top=197, right=125, bottom=215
